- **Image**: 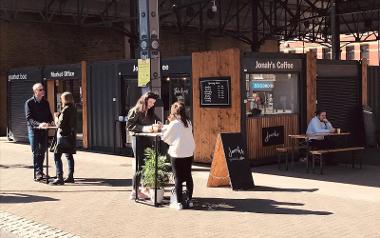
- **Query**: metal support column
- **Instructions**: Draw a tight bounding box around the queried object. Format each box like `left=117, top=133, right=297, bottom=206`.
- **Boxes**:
left=138, top=0, right=163, bottom=120
left=330, top=0, right=340, bottom=60
left=251, top=0, right=259, bottom=52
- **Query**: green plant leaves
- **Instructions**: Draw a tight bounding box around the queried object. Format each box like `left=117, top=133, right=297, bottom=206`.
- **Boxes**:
left=141, top=148, right=171, bottom=189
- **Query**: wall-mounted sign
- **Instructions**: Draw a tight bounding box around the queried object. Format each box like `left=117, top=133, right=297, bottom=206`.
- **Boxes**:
left=200, top=77, right=231, bottom=107
left=137, top=58, right=150, bottom=87
left=242, top=58, right=302, bottom=72
left=8, top=73, right=28, bottom=80
left=50, top=70, right=75, bottom=78
left=262, top=126, right=284, bottom=146
left=43, top=64, right=81, bottom=80
left=251, top=80, right=274, bottom=91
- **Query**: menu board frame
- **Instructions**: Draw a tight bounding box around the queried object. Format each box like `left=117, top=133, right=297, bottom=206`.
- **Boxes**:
left=199, top=77, right=231, bottom=107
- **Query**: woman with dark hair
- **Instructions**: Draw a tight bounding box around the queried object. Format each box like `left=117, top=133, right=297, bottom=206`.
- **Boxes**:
left=162, top=102, right=195, bottom=210
left=126, top=91, right=162, bottom=199
left=51, top=92, right=77, bottom=185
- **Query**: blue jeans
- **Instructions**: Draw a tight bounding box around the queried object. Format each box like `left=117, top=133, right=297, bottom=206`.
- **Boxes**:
left=28, top=127, right=47, bottom=176
left=54, top=153, right=75, bottom=178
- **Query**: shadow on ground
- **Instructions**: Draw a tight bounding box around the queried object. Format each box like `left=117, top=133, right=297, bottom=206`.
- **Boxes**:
left=253, top=186, right=318, bottom=192
left=0, top=164, right=34, bottom=169
left=73, top=178, right=132, bottom=187
left=254, top=162, right=380, bottom=188
left=192, top=197, right=332, bottom=215
left=0, top=193, right=59, bottom=204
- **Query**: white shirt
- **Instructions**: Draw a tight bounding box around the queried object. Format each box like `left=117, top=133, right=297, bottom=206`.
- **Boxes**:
left=161, top=119, right=195, bottom=158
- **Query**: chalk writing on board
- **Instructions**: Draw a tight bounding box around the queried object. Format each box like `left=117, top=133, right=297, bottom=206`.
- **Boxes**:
left=228, top=146, right=245, bottom=161
left=200, top=77, right=231, bottom=106
left=264, top=130, right=280, bottom=143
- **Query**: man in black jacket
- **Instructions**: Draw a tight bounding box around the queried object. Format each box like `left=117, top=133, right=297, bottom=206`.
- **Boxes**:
left=25, top=83, right=53, bottom=181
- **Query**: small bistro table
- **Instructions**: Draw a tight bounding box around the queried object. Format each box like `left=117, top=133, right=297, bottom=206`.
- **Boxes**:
left=35, top=126, right=58, bottom=184
left=133, top=132, right=162, bottom=207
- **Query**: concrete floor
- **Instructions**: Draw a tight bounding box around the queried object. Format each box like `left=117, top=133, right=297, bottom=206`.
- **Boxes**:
left=1, top=140, right=380, bottom=238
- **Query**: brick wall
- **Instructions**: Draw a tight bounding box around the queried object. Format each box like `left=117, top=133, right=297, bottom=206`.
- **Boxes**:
left=0, top=22, right=126, bottom=135
left=0, top=22, right=255, bottom=135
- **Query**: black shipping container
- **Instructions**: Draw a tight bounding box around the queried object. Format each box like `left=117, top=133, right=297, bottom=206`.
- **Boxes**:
left=7, top=67, right=43, bottom=142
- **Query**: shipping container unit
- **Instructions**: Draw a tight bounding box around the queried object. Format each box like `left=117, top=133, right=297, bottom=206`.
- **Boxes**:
left=86, top=57, right=192, bottom=155
left=316, top=60, right=364, bottom=146
left=7, top=67, right=43, bottom=142
left=43, top=63, right=83, bottom=146
left=241, top=52, right=307, bottom=164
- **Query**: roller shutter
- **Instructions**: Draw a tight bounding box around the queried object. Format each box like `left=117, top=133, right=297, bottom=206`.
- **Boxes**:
left=316, top=60, right=363, bottom=146
left=7, top=68, right=42, bottom=142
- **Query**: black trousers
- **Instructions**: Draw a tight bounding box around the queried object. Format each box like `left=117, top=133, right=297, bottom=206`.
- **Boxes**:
left=170, top=156, right=193, bottom=203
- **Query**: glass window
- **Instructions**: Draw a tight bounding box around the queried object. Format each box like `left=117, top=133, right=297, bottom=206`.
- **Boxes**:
left=322, top=47, right=331, bottom=59
left=360, top=44, right=369, bottom=59
left=346, top=45, right=355, bottom=60
left=245, top=73, right=299, bottom=116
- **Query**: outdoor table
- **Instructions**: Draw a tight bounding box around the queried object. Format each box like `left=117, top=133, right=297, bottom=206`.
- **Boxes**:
left=35, top=126, right=58, bottom=184
left=133, top=132, right=162, bottom=207
left=288, top=132, right=351, bottom=170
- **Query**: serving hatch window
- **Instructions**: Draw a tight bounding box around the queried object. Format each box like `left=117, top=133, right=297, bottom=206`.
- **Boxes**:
left=245, top=73, right=299, bottom=116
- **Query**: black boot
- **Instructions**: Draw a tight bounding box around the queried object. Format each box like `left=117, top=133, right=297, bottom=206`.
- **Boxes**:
left=51, top=175, right=64, bottom=185
left=64, top=174, right=74, bottom=183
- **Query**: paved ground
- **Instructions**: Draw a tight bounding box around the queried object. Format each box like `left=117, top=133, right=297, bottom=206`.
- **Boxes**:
left=1, top=140, right=380, bottom=238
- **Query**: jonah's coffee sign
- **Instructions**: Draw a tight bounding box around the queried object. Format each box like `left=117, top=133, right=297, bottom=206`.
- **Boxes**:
left=242, top=58, right=302, bottom=72
left=262, top=126, right=284, bottom=146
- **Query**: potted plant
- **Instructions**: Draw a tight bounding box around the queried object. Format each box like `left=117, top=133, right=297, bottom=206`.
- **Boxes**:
left=141, top=148, right=171, bottom=204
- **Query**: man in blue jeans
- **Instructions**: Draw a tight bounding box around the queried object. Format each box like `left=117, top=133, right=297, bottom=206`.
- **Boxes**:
left=25, top=83, right=53, bottom=181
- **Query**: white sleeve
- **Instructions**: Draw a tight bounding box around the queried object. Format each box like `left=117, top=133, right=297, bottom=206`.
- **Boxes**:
left=161, top=122, right=177, bottom=145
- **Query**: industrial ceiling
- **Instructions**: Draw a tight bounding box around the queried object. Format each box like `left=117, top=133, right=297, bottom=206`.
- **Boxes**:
left=1, top=0, right=379, bottom=49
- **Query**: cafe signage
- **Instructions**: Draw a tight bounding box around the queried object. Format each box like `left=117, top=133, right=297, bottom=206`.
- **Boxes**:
left=243, top=58, right=302, bottom=72
left=200, top=77, right=231, bottom=107
left=262, top=126, right=284, bottom=146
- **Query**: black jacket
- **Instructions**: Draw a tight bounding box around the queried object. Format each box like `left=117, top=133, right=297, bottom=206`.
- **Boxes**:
left=126, top=107, right=160, bottom=133
left=53, top=104, right=77, bottom=154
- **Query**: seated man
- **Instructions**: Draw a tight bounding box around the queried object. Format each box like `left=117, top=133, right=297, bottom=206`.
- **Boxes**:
left=306, top=110, right=336, bottom=149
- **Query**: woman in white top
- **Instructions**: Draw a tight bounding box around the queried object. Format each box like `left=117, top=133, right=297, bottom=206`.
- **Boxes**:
left=162, top=102, right=195, bottom=210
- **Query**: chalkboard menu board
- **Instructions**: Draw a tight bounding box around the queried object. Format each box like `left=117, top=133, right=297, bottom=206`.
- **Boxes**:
left=262, top=126, right=284, bottom=146
left=220, top=133, right=254, bottom=190
left=200, top=77, right=231, bottom=107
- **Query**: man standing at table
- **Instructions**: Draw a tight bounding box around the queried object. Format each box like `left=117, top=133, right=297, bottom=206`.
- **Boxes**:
left=25, top=83, right=53, bottom=181
left=306, top=110, right=336, bottom=149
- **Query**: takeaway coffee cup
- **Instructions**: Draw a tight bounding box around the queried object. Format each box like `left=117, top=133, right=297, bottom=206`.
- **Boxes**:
left=336, top=128, right=341, bottom=134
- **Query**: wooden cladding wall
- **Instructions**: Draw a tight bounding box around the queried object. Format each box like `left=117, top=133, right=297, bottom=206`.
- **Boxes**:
left=81, top=61, right=88, bottom=149
left=192, top=48, right=241, bottom=163
left=247, top=114, right=299, bottom=160
left=362, top=58, right=368, bottom=107
left=306, top=51, right=317, bottom=124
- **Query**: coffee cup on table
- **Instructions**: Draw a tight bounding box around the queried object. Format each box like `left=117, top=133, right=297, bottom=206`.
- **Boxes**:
left=152, top=124, right=160, bottom=133
left=336, top=128, right=341, bottom=134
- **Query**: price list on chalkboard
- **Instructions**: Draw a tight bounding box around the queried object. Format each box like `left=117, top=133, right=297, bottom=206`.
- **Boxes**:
left=200, top=77, right=231, bottom=107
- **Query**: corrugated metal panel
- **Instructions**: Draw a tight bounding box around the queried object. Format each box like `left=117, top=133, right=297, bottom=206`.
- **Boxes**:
left=87, top=60, right=134, bottom=153
left=7, top=67, right=42, bottom=142
left=316, top=60, right=363, bottom=146
left=368, top=66, right=380, bottom=132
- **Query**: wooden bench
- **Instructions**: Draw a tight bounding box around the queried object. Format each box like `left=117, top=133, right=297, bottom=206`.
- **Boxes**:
left=276, top=146, right=307, bottom=170
left=309, top=147, right=365, bottom=174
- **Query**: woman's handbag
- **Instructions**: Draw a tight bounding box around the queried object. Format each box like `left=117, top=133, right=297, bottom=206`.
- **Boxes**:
left=56, top=134, right=74, bottom=153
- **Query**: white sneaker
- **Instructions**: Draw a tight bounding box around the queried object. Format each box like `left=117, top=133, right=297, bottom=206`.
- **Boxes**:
left=170, top=202, right=183, bottom=210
